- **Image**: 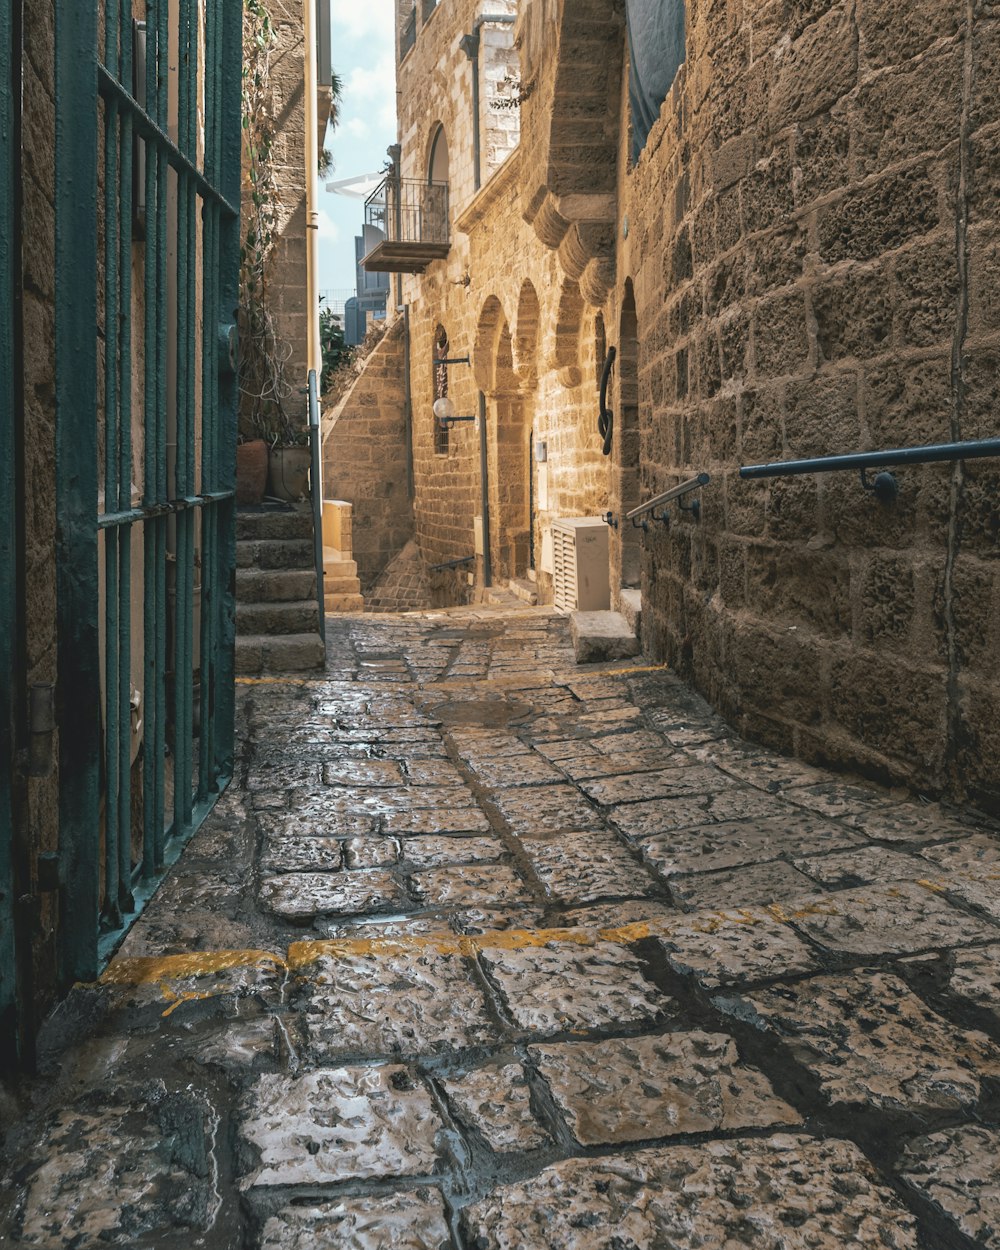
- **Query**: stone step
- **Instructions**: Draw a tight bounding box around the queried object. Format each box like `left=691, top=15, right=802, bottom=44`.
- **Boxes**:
left=235, top=538, right=314, bottom=571
left=619, top=587, right=642, bottom=636
left=235, top=568, right=316, bottom=604
left=235, top=632, right=325, bottom=674
left=326, top=592, right=365, bottom=613
left=570, top=610, right=642, bottom=664
left=324, top=549, right=358, bottom=578
left=236, top=509, right=313, bottom=541
left=508, top=577, right=538, bottom=606
left=484, top=586, right=522, bottom=609
left=323, top=573, right=362, bottom=596
left=236, top=600, right=319, bottom=635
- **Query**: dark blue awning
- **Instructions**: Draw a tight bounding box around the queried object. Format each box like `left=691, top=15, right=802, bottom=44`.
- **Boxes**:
left=627, top=0, right=686, bottom=161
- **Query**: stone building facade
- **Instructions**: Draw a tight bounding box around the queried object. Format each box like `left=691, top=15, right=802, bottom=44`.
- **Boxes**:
left=344, top=0, right=1000, bottom=812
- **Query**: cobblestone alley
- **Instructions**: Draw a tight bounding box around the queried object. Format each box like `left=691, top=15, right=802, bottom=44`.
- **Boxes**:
left=3, top=606, right=1000, bottom=1249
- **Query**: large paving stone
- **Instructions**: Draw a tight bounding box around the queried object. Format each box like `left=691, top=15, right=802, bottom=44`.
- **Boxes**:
left=579, top=765, right=736, bottom=808
left=478, top=939, right=670, bottom=1034
left=519, top=829, right=660, bottom=905
left=256, top=806, right=377, bottom=839
left=610, top=788, right=794, bottom=840
left=491, top=784, right=605, bottom=834
left=408, top=863, right=534, bottom=908
left=782, top=782, right=887, bottom=819
left=558, top=747, right=679, bottom=782
left=641, top=815, right=864, bottom=878
left=846, top=803, right=997, bottom=844
left=343, top=836, right=401, bottom=868
left=669, top=860, right=816, bottom=910
left=9, top=1089, right=218, bottom=1246
left=531, top=1032, right=800, bottom=1145
left=293, top=949, right=497, bottom=1059
left=469, top=753, right=566, bottom=788
left=570, top=610, right=641, bottom=664
left=461, top=1135, right=919, bottom=1250
left=792, top=845, right=931, bottom=889
left=239, top=1067, right=443, bottom=1187
left=400, top=835, right=507, bottom=869
left=441, top=1063, right=550, bottom=1152
left=725, top=971, right=1000, bottom=1113
left=899, top=1124, right=1000, bottom=1248
left=258, top=870, right=408, bottom=921
left=560, top=899, right=678, bottom=928
left=322, top=759, right=405, bottom=787
left=944, top=943, right=1000, bottom=1024
left=783, top=882, right=999, bottom=955
left=382, top=807, right=492, bottom=836
left=656, top=908, right=819, bottom=987
left=261, top=835, right=344, bottom=874
left=258, top=1191, right=452, bottom=1250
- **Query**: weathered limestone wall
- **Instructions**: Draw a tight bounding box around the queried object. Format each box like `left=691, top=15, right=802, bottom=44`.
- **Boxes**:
left=245, top=8, right=309, bottom=427
left=323, top=323, right=415, bottom=591
left=20, top=0, right=61, bottom=1020
left=396, top=0, right=610, bottom=592
left=616, top=0, right=1000, bottom=809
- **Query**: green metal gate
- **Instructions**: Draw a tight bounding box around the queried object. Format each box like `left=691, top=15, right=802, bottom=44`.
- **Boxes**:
left=55, top=0, right=241, bottom=985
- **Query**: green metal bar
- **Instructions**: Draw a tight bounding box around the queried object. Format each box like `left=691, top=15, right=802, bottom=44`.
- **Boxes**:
left=198, top=201, right=217, bottom=797
left=214, top=0, right=241, bottom=786
left=0, top=0, right=18, bottom=1060
left=141, top=6, right=159, bottom=878
left=97, top=66, right=238, bottom=219
left=116, top=0, right=134, bottom=913
left=103, top=88, right=122, bottom=927
left=153, top=0, right=169, bottom=865
left=55, top=0, right=101, bottom=986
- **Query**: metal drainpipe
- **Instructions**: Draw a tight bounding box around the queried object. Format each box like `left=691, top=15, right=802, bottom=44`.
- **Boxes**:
left=460, top=14, right=516, bottom=193
left=402, top=305, right=414, bottom=500
left=478, top=391, right=492, bottom=587
left=303, top=0, right=322, bottom=380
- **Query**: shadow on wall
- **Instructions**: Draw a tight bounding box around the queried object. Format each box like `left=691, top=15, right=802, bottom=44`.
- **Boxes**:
left=322, top=320, right=415, bottom=592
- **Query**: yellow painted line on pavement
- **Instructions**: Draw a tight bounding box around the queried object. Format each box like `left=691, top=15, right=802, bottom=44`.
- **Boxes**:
left=99, top=948, right=285, bottom=986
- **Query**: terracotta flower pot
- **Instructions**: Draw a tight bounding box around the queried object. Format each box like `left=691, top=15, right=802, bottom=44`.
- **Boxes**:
left=268, top=445, right=312, bottom=503
left=236, top=438, right=269, bottom=505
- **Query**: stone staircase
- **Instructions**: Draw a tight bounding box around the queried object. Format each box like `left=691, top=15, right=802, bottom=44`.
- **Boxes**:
left=235, top=509, right=325, bottom=673
left=322, top=501, right=364, bottom=613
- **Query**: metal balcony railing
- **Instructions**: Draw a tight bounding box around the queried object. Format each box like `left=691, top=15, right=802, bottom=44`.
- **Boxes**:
left=365, top=176, right=450, bottom=248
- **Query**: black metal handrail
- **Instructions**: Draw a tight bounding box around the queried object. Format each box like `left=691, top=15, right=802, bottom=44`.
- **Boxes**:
left=307, top=369, right=326, bottom=643
left=364, top=176, right=449, bottom=247
left=430, top=554, right=475, bottom=571
left=740, top=439, right=1000, bottom=481
left=625, top=474, right=711, bottom=522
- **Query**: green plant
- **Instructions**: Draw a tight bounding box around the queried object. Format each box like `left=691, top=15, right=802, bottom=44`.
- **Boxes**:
left=238, top=0, right=297, bottom=445
left=319, top=303, right=353, bottom=393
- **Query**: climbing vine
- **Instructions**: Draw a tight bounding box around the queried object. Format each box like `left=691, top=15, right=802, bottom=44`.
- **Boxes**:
left=239, top=0, right=296, bottom=444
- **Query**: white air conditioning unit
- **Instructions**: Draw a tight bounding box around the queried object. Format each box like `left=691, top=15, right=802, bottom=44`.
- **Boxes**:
left=551, top=518, right=610, bottom=614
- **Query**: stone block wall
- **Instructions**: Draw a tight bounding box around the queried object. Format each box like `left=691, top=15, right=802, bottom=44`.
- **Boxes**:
left=617, top=0, right=1000, bottom=809
left=395, top=0, right=611, bottom=595
left=19, top=0, right=61, bottom=1024
left=323, top=322, right=416, bottom=591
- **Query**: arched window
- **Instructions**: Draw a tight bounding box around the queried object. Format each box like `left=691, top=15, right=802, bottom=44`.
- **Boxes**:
left=428, top=124, right=449, bottom=185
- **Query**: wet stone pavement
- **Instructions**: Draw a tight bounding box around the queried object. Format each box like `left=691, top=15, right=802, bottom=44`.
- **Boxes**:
left=3, top=605, right=1000, bottom=1248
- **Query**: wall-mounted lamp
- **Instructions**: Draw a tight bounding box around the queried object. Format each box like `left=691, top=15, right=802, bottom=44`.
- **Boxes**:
left=434, top=397, right=476, bottom=429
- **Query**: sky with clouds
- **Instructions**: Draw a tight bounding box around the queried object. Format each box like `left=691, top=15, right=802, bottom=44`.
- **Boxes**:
left=318, top=1, right=397, bottom=296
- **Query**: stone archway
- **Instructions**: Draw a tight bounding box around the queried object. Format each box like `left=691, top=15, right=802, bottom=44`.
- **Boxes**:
left=612, top=279, right=641, bottom=593
left=476, top=297, right=531, bottom=584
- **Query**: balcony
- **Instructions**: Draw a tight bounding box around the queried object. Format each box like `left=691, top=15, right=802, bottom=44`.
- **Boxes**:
left=362, top=176, right=451, bottom=274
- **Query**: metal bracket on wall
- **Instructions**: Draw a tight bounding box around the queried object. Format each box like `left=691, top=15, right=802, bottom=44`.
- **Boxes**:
left=860, top=468, right=899, bottom=504
left=603, top=511, right=619, bottom=529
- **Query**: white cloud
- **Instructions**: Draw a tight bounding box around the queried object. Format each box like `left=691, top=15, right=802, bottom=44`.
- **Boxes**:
left=344, top=116, right=370, bottom=139
left=316, top=210, right=341, bottom=241
left=330, top=0, right=395, bottom=50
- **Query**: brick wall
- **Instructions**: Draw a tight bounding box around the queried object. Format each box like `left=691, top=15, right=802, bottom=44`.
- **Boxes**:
left=617, top=0, right=1000, bottom=809
left=323, top=322, right=416, bottom=590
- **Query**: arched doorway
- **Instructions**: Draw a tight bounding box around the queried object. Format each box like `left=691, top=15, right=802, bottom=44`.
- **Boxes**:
left=612, top=280, right=641, bottom=593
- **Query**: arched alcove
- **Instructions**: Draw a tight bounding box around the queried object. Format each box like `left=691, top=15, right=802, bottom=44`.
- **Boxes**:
left=513, top=279, right=541, bottom=390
